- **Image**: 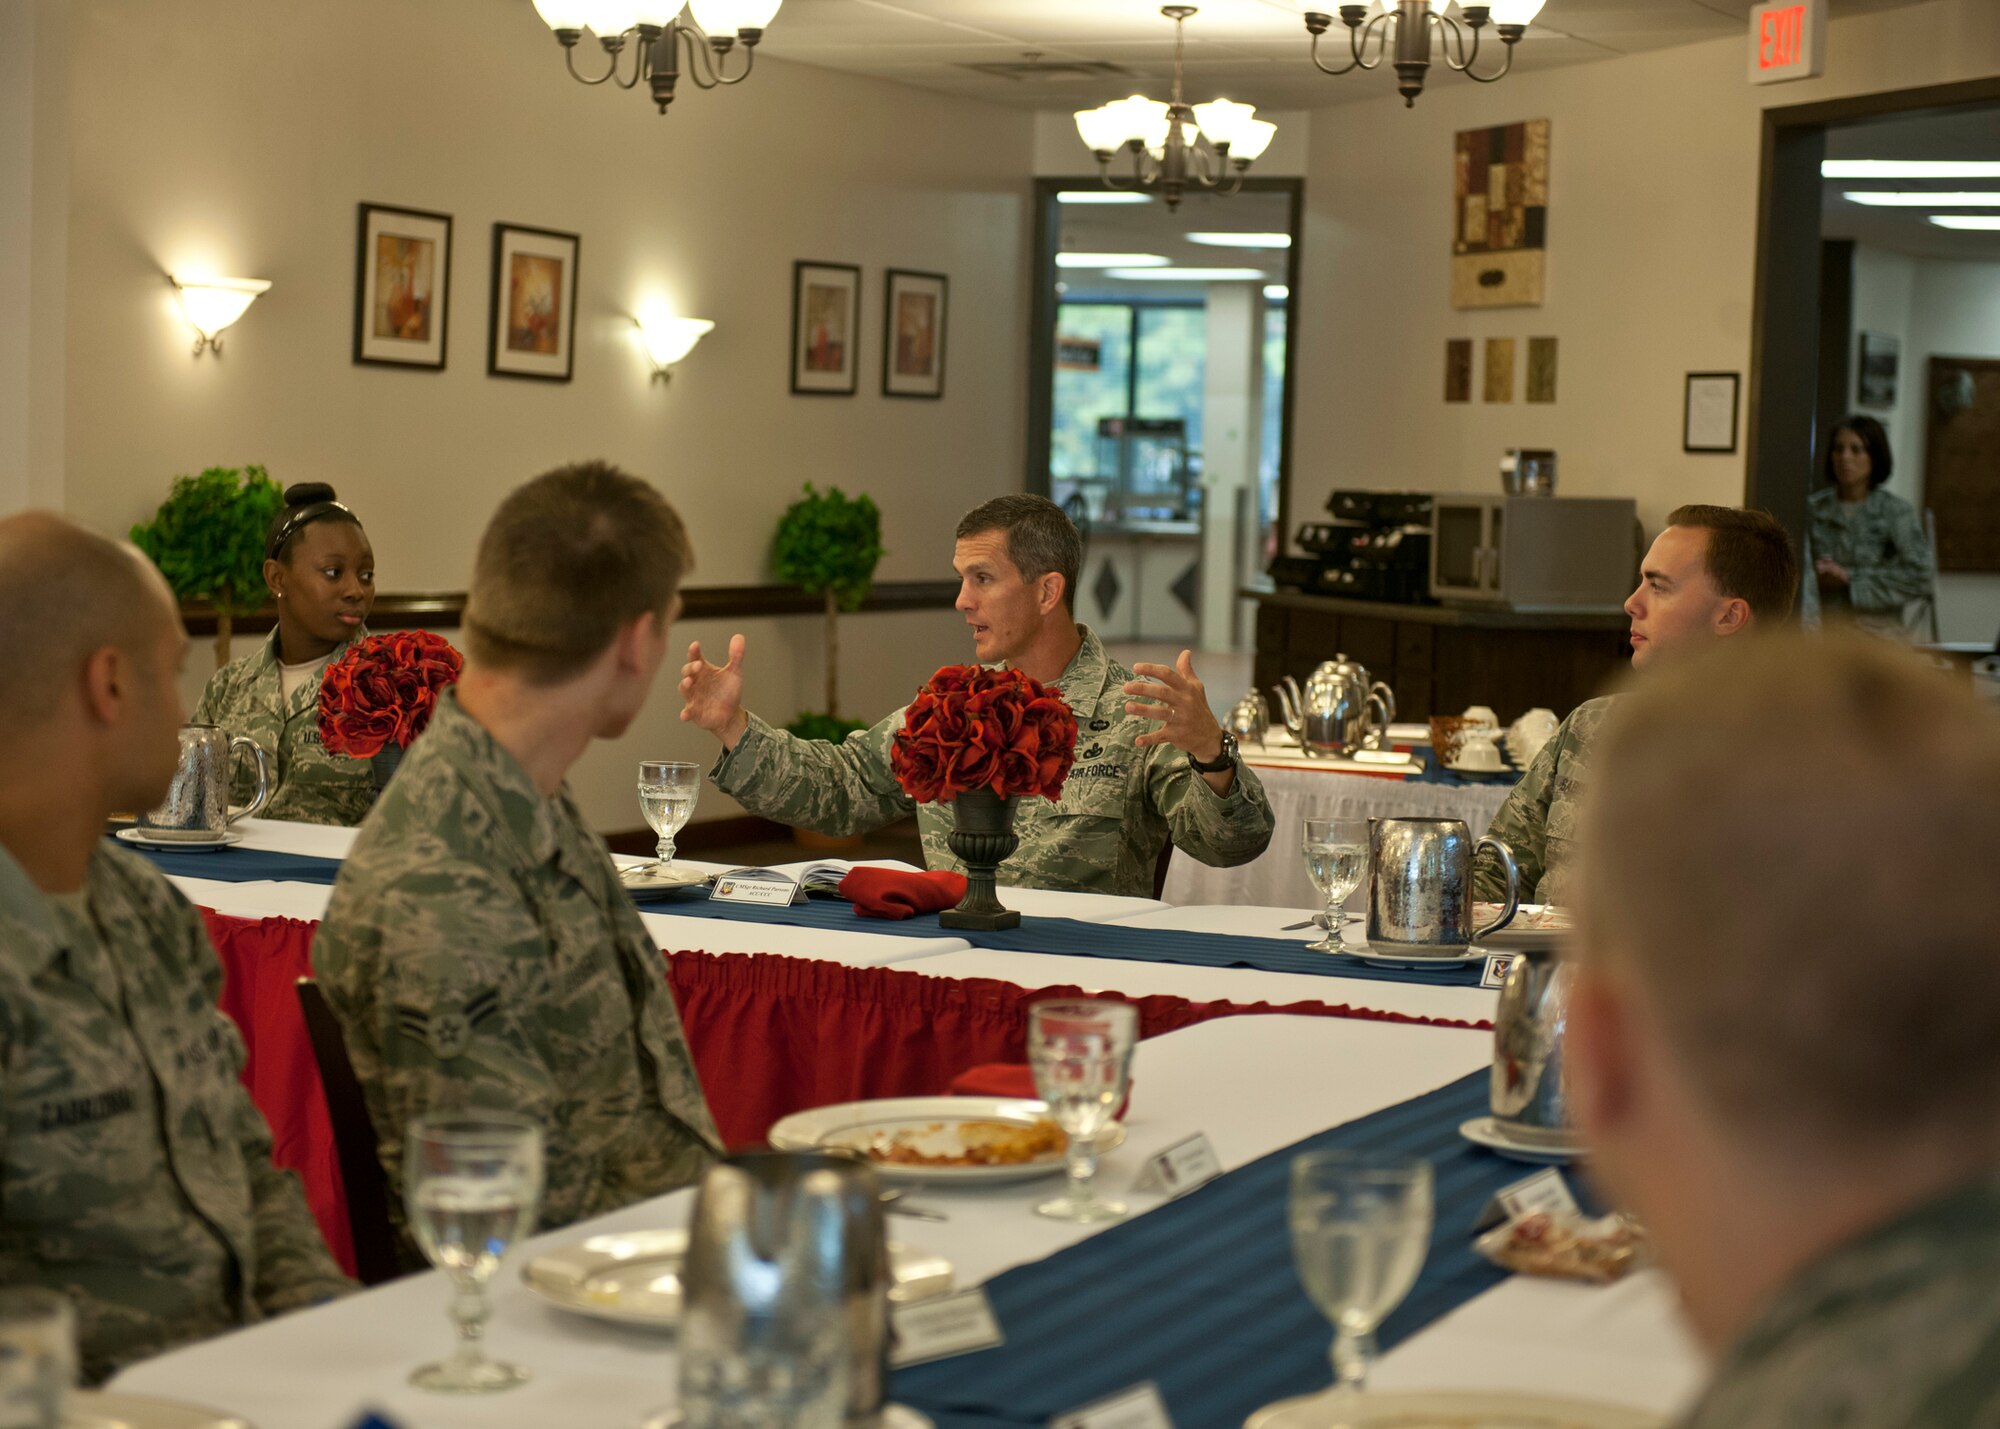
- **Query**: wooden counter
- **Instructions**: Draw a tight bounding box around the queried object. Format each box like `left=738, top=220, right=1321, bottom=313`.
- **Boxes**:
left=1247, top=586, right=1633, bottom=722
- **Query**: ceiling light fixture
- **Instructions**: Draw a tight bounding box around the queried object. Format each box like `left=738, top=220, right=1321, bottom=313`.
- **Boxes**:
left=1073, top=7, right=1276, bottom=212
left=1103, top=266, right=1270, bottom=281
left=1841, top=190, right=2000, bottom=207
left=1304, top=0, right=1545, bottom=107
left=1185, top=232, right=1292, bottom=248
left=1055, top=253, right=1172, bottom=268
left=1055, top=192, right=1154, bottom=205
left=1823, top=161, right=2000, bottom=180
left=1929, top=215, right=2000, bottom=230
left=170, top=275, right=271, bottom=357
left=530, top=0, right=780, bottom=114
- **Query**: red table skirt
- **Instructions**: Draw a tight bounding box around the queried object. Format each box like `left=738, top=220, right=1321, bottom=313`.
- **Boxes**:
left=199, top=910, right=1491, bottom=1279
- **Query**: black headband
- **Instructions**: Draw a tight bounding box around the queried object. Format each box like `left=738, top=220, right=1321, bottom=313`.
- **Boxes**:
left=267, top=500, right=354, bottom=560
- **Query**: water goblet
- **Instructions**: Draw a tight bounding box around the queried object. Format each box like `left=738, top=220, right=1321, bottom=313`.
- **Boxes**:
left=1028, top=999, right=1138, bottom=1224
left=1288, top=1149, right=1433, bottom=1411
left=1300, top=817, right=1368, bottom=952
left=638, top=760, right=702, bottom=874
left=405, top=1111, right=544, bottom=1393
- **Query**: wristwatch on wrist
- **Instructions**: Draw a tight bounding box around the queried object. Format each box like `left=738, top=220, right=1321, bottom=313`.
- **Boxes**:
left=1189, top=730, right=1239, bottom=774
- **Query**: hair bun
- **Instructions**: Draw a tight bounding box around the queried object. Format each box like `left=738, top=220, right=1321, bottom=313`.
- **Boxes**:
left=283, top=481, right=338, bottom=507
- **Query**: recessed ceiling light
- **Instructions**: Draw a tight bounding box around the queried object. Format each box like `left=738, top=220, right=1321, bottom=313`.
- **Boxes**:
left=1104, top=267, right=1269, bottom=281
left=1823, top=161, right=2000, bottom=180
left=1929, top=215, right=2000, bottom=230
left=1264, top=284, right=1289, bottom=300
left=1055, top=253, right=1171, bottom=268
left=1843, top=191, right=2000, bottom=207
left=1055, top=191, right=1153, bottom=205
left=1185, top=232, right=1293, bottom=249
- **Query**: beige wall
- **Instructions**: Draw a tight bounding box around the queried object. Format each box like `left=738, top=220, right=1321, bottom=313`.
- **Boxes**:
left=1290, top=0, right=2000, bottom=544
left=45, top=0, right=1032, bottom=831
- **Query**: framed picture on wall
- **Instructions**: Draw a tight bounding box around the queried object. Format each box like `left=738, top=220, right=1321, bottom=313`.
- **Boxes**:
left=791, top=261, right=861, bottom=395
left=353, top=203, right=453, bottom=369
left=1858, top=330, right=1900, bottom=408
left=1683, top=371, right=1740, bottom=453
left=882, top=269, right=948, bottom=399
left=488, top=223, right=580, bottom=381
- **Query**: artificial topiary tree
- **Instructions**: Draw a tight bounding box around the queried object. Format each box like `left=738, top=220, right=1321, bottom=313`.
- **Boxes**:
left=131, top=464, right=284, bottom=667
left=771, top=482, right=885, bottom=741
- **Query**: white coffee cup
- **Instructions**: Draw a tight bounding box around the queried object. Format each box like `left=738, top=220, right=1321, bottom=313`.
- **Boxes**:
left=1454, top=732, right=1505, bottom=771
left=1460, top=705, right=1500, bottom=730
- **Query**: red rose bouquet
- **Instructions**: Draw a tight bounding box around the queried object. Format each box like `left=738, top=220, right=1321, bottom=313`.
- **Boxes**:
left=317, top=631, right=464, bottom=759
left=891, top=664, right=1079, bottom=804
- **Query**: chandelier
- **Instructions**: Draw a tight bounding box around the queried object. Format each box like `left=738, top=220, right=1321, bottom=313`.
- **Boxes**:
left=529, top=0, right=782, bottom=113
left=1072, top=7, right=1277, bottom=212
left=1305, top=0, right=1547, bottom=107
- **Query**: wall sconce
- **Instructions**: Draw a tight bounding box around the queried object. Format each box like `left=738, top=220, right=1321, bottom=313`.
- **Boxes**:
left=171, top=275, right=271, bottom=356
left=635, top=311, right=715, bottom=382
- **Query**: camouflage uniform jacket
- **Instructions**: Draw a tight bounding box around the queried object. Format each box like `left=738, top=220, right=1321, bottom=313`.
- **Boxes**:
left=314, top=690, right=721, bottom=1254
left=712, top=625, right=1275, bottom=897
left=1807, top=487, right=1935, bottom=638
left=0, top=843, right=350, bottom=1383
left=1680, top=1176, right=2000, bottom=1428
left=1472, top=696, right=1614, bottom=905
left=193, top=629, right=376, bottom=826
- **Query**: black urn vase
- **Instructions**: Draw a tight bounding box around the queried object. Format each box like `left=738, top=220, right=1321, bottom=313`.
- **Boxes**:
left=938, top=786, right=1020, bottom=931
left=369, top=740, right=405, bottom=792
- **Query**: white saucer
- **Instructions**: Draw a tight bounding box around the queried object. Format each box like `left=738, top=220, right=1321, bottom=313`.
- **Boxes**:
left=1459, top=1115, right=1586, bottom=1165
left=619, top=864, right=711, bottom=895
left=1446, top=759, right=1511, bottom=775
left=1325, top=928, right=1483, bottom=970
left=115, top=829, right=243, bottom=853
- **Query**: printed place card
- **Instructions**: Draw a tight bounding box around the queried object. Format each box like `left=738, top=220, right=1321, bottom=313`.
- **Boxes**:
left=1133, top=1133, right=1222, bottom=1198
left=710, top=874, right=801, bottom=907
left=1481, top=953, right=1522, bottom=989
left=1474, top=1166, right=1580, bottom=1232
left=889, top=1288, right=1004, bottom=1367
left=1050, top=1381, right=1176, bottom=1429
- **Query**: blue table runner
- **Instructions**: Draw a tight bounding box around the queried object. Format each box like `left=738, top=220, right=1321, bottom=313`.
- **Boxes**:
left=129, top=843, right=1484, bottom=989
left=895, top=1071, right=1514, bottom=1429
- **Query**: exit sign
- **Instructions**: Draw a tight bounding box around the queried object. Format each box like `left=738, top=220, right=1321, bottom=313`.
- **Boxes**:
left=1749, top=0, right=1825, bottom=84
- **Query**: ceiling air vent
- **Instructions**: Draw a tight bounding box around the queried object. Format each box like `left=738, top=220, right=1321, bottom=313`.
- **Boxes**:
left=960, top=59, right=1131, bottom=83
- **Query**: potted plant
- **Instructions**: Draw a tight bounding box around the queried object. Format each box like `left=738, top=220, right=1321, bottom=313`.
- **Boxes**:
left=130, top=465, right=284, bottom=667
left=771, top=482, right=885, bottom=743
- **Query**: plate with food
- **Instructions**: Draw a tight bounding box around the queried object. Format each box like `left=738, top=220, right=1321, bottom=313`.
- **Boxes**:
left=65, top=1392, right=254, bottom=1429
left=522, top=1228, right=952, bottom=1329
left=1471, top=903, right=1574, bottom=952
left=767, top=1096, right=1127, bottom=1184
left=1246, top=1388, right=1661, bottom=1428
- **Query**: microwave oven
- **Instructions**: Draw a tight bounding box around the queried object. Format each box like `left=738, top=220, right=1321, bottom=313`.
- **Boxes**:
left=1428, top=494, right=1639, bottom=611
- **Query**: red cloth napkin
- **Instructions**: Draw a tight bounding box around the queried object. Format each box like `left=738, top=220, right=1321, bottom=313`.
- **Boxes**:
left=839, top=866, right=968, bottom=920
left=949, top=1062, right=1132, bottom=1118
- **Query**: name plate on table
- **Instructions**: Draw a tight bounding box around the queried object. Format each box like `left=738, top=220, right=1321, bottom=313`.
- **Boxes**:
left=711, top=873, right=802, bottom=907
left=1481, top=953, right=1522, bottom=989
left=1050, top=1381, right=1176, bottom=1429
left=1134, top=1133, right=1222, bottom=1198
left=890, top=1288, right=1004, bottom=1367
left=1474, top=1167, right=1580, bottom=1232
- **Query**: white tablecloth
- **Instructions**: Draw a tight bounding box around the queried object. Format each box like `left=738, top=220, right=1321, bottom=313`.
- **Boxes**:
left=114, top=1016, right=1702, bottom=1427
left=1165, top=767, right=1514, bottom=908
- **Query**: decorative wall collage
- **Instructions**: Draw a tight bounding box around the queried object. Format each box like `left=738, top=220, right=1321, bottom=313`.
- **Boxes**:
left=1443, top=118, right=1556, bottom=407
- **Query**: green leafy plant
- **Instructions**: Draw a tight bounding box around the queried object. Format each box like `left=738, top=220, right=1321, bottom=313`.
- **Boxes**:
left=771, top=482, right=885, bottom=732
left=784, top=712, right=869, bottom=744
left=131, top=465, right=284, bottom=666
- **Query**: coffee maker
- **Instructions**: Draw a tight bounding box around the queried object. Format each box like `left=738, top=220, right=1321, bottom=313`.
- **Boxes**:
left=1268, top=490, right=1435, bottom=604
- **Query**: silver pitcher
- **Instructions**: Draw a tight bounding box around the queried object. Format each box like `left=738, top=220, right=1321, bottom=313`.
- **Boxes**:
left=138, top=724, right=270, bottom=839
left=1366, top=817, right=1520, bottom=956
left=1492, top=948, right=1573, bottom=1146
left=679, top=1150, right=889, bottom=1429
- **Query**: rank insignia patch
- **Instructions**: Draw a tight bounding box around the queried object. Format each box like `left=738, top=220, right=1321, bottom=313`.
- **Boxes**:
left=395, top=990, right=501, bottom=1060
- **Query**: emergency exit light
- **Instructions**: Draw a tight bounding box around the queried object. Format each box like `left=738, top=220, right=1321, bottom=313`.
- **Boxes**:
left=1749, top=0, right=1825, bottom=85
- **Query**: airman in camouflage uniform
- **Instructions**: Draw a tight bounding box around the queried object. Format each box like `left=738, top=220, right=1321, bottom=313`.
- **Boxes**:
left=712, top=625, right=1274, bottom=897
left=1806, top=485, right=1934, bottom=638
left=315, top=690, right=721, bottom=1253
left=194, top=628, right=376, bottom=826
left=1472, top=697, right=1613, bottom=905
left=1679, top=1176, right=2000, bottom=1428
left=0, top=843, right=352, bottom=1383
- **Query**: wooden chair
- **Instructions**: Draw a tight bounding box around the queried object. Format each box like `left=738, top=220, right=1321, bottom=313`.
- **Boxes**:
left=295, top=978, right=403, bottom=1287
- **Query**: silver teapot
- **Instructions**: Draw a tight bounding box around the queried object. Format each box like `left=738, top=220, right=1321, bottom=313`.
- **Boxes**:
left=1366, top=816, right=1519, bottom=957
left=679, top=1150, right=889, bottom=1428
left=139, top=724, right=270, bottom=839
left=1284, top=655, right=1393, bottom=757
left=1492, top=948, right=1573, bottom=1146
left=1225, top=690, right=1271, bottom=745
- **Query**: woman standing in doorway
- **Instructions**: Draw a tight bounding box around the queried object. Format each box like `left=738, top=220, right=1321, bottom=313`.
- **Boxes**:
left=1808, top=415, right=1935, bottom=637
left=194, top=482, right=378, bottom=824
